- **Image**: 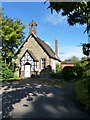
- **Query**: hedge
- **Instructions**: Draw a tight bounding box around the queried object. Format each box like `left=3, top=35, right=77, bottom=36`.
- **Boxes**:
left=76, top=77, right=90, bottom=111
left=2, top=68, right=14, bottom=80
left=62, top=66, right=83, bottom=80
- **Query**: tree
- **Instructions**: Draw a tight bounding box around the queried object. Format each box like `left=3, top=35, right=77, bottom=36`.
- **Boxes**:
left=83, top=43, right=90, bottom=56
left=0, top=49, right=2, bottom=80
left=0, top=9, right=25, bottom=67
left=47, top=2, right=90, bottom=56
left=63, top=56, right=79, bottom=64
left=77, top=57, right=90, bottom=76
left=47, top=2, right=90, bottom=32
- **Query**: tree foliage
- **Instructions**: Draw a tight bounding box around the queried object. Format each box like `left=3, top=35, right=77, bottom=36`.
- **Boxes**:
left=76, top=77, right=90, bottom=111
left=0, top=9, right=26, bottom=67
left=76, top=57, right=90, bottom=76
left=2, top=61, right=14, bottom=80
left=56, top=64, right=62, bottom=73
left=82, top=43, right=90, bottom=56
left=63, top=56, right=79, bottom=64
left=62, top=66, right=83, bottom=80
left=47, top=2, right=90, bottom=33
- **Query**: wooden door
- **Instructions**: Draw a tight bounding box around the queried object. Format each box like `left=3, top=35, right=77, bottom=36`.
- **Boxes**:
left=25, top=64, right=30, bottom=77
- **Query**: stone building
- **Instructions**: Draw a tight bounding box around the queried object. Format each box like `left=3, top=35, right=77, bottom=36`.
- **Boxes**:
left=15, top=20, right=61, bottom=78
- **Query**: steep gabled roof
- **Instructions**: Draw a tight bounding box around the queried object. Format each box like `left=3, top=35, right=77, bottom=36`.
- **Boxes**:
left=27, top=50, right=38, bottom=61
left=15, top=32, right=61, bottom=62
left=20, top=49, right=38, bottom=61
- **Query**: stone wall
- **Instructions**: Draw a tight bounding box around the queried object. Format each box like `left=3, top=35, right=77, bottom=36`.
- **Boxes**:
left=15, top=35, right=51, bottom=77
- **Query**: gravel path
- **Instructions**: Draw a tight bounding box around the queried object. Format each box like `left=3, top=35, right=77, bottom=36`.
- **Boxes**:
left=1, top=80, right=89, bottom=118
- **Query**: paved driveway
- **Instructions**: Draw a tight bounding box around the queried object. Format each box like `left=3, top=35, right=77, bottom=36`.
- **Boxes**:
left=1, top=80, right=89, bottom=118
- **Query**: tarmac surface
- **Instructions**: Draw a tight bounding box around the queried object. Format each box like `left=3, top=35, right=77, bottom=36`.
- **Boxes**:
left=0, top=80, right=89, bottom=118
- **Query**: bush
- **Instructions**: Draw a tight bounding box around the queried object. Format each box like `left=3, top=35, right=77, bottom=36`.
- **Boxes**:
left=62, top=66, right=83, bottom=80
left=2, top=61, right=14, bottom=80
left=62, top=66, right=74, bottom=80
left=84, top=60, right=90, bottom=77
left=2, top=68, right=14, bottom=80
left=76, top=77, right=90, bottom=111
left=56, top=64, right=62, bottom=73
left=76, top=57, right=90, bottom=77
left=51, top=71, right=62, bottom=79
left=50, top=64, right=62, bottom=79
left=74, top=66, right=83, bottom=78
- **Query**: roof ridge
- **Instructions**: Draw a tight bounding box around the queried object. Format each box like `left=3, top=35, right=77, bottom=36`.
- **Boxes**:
left=31, top=32, right=37, bottom=38
left=15, top=33, right=61, bottom=62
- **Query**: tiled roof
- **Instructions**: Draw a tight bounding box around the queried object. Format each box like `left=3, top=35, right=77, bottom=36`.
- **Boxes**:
left=28, top=50, right=38, bottom=61
left=36, top=37, right=60, bottom=61
left=15, top=32, right=61, bottom=62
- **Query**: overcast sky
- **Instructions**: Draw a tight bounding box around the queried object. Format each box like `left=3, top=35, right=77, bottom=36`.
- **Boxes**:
left=2, top=2, right=87, bottom=60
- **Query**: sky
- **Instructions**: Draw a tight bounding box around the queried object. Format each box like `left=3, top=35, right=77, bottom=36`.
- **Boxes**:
left=2, top=2, right=88, bottom=61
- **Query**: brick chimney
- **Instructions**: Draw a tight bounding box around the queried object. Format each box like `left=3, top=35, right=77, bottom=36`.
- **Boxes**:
left=29, top=20, right=37, bottom=35
left=55, top=39, right=58, bottom=57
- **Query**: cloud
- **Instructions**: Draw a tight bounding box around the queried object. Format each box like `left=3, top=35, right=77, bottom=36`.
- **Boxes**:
left=45, top=13, right=67, bottom=25
left=59, top=45, right=86, bottom=61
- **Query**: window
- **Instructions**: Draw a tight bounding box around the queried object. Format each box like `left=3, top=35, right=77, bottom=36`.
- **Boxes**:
left=41, top=58, right=46, bottom=69
left=34, top=62, right=38, bottom=70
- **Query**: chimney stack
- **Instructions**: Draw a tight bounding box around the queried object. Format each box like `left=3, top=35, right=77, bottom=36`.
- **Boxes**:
left=55, top=39, right=58, bottom=57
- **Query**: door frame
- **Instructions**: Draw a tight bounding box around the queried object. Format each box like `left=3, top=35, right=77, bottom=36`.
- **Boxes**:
left=24, top=62, right=31, bottom=77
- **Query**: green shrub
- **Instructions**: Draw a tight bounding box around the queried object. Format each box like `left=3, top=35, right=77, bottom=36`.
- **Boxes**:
left=84, top=61, right=90, bottom=77
left=2, top=68, right=14, bottom=80
left=76, top=57, right=90, bottom=77
left=51, top=72, right=62, bottom=79
left=51, top=64, right=62, bottom=79
left=62, top=66, right=74, bottom=80
left=62, top=66, right=83, bottom=80
left=76, top=77, right=90, bottom=110
left=74, top=66, right=83, bottom=78
left=1, top=61, right=14, bottom=80
left=56, top=64, right=62, bottom=73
